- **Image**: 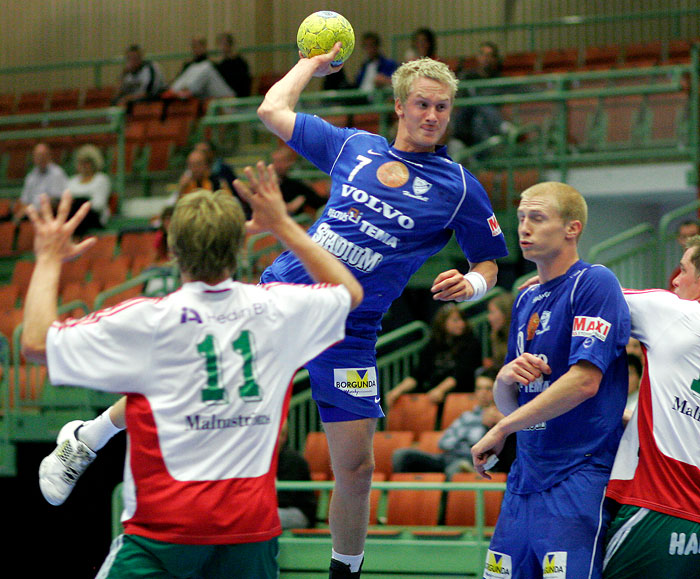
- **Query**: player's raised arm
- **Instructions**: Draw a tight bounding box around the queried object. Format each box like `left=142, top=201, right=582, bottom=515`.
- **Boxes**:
left=234, top=161, right=363, bottom=309
left=257, top=43, right=344, bottom=142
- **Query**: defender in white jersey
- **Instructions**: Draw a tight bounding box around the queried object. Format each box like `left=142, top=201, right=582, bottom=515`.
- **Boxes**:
left=22, top=163, right=363, bottom=579
left=257, top=46, right=507, bottom=578
left=603, top=235, right=700, bottom=578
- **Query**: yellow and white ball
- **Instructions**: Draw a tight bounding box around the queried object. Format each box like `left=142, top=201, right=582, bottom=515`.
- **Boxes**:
left=297, top=10, right=355, bottom=66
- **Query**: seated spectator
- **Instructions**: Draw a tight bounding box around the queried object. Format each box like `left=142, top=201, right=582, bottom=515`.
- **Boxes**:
left=193, top=140, right=237, bottom=191
left=271, top=144, right=327, bottom=216
left=482, top=291, right=514, bottom=370
left=386, top=303, right=482, bottom=408
left=215, top=32, right=252, bottom=98
left=355, top=32, right=398, bottom=94
left=668, top=220, right=700, bottom=289
left=13, top=142, right=68, bottom=222
left=112, top=44, right=166, bottom=110
left=452, top=42, right=513, bottom=153
left=65, top=144, right=111, bottom=235
left=392, top=368, right=515, bottom=478
left=277, top=421, right=317, bottom=529
left=173, top=148, right=231, bottom=203
left=163, top=37, right=233, bottom=100
left=404, top=27, right=437, bottom=61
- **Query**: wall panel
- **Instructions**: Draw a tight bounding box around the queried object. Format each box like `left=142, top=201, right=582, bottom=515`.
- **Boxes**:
left=0, top=0, right=697, bottom=93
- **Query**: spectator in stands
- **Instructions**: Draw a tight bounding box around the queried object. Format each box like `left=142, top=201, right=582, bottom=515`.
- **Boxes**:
left=13, top=142, right=67, bottom=223
left=271, top=144, right=327, bottom=216
left=112, top=44, right=166, bottom=111
left=482, top=292, right=514, bottom=370
left=452, top=42, right=513, bottom=153
left=65, top=144, right=111, bottom=235
left=392, top=367, right=514, bottom=477
left=667, top=219, right=700, bottom=289
left=277, top=420, right=317, bottom=529
left=193, top=140, right=237, bottom=191
left=142, top=206, right=180, bottom=298
left=385, top=303, right=483, bottom=408
left=174, top=148, right=231, bottom=202
left=405, top=27, right=437, bottom=61
left=216, top=32, right=252, bottom=98
left=163, top=37, right=233, bottom=100
left=355, top=32, right=398, bottom=94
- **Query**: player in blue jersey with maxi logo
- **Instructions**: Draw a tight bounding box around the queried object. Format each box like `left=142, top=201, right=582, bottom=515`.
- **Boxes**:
left=470, top=182, right=630, bottom=579
left=36, top=44, right=507, bottom=579
left=257, top=44, right=507, bottom=577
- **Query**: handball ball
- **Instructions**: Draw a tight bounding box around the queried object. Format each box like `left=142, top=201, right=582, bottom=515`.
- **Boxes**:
left=297, top=10, right=355, bottom=66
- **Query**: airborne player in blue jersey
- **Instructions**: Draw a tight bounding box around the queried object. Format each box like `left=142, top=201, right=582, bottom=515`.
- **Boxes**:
left=471, top=182, right=630, bottom=579
left=37, top=44, right=507, bottom=579
left=258, top=44, right=507, bottom=578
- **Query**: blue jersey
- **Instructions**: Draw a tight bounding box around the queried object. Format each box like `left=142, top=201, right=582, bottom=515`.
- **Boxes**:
left=262, top=113, right=508, bottom=339
left=506, top=261, right=630, bottom=494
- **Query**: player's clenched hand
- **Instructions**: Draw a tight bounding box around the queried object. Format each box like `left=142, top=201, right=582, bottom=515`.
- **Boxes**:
left=26, top=191, right=96, bottom=263
left=431, top=269, right=472, bottom=302
left=234, top=161, right=291, bottom=235
left=499, top=353, right=551, bottom=387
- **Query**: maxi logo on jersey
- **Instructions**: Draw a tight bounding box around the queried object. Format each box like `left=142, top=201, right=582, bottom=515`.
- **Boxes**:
left=333, top=367, right=378, bottom=397
left=572, top=316, right=611, bottom=342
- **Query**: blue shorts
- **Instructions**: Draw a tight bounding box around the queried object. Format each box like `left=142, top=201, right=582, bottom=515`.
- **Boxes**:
left=484, top=465, right=611, bottom=579
left=306, top=344, right=385, bottom=422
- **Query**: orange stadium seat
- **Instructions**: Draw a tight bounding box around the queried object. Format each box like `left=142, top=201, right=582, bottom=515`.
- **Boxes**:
left=386, top=472, right=445, bottom=526
left=415, top=430, right=445, bottom=455
left=441, top=392, right=477, bottom=429
left=386, top=394, right=438, bottom=438
left=373, top=431, right=414, bottom=478
left=83, top=86, right=116, bottom=109
left=444, top=472, right=507, bottom=528
left=303, top=431, right=332, bottom=480
left=49, top=88, right=80, bottom=111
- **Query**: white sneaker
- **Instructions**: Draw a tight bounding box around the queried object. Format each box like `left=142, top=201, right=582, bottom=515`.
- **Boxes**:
left=39, top=420, right=96, bottom=506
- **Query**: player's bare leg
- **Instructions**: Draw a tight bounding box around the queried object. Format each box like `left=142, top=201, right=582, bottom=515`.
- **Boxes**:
left=324, top=417, right=376, bottom=577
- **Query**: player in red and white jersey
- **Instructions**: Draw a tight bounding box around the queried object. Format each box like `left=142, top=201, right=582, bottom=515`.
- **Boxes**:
left=604, top=235, right=700, bottom=577
left=21, top=162, right=363, bottom=579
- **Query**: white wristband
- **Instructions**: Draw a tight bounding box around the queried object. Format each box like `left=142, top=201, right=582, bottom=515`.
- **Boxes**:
left=461, top=271, right=488, bottom=302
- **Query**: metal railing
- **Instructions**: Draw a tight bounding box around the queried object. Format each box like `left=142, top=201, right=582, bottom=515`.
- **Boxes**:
left=0, top=106, right=127, bottom=194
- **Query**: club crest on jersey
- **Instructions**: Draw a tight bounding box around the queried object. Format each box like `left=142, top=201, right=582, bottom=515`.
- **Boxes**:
left=376, top=161, right=409, bottom=188
left=542, top=551, right=567, bottom=578
left=527, top=312, right=540, bottom=340
left=402, top=177, right=432, bottom=201
left=488, top=214, right=502, bottom=236
left=484, top=550, right=512, bottom=578
left=535, top=311, right=551, bottom=335
left=333, top=367, right=378, bottom=397
left=572, top=316, right=611, bottom=341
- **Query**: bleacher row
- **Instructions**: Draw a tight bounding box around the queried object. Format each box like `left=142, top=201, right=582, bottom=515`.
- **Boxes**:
left=450, top=38, right=695, bottom=76
left=299, top=392, right=507, bottom=532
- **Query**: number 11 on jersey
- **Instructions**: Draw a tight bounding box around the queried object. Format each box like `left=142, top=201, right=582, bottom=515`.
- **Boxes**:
left=197, top=331, right=262, bottom=405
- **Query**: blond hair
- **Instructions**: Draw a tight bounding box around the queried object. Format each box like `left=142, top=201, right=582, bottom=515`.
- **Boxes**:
left=168, top=189, right=246, bottom=282
left=75, top=144, right=104, bottom=172
left=392, top=57, right=458, bottom=103
left=520, top=182, right=588, bottom=235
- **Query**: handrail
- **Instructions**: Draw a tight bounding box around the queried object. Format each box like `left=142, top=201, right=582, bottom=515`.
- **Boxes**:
left=587, top=223, right=656, bottom=264
left=93, top=267, right=179, bottom=311
left=0, top=106, right=127, bottom=195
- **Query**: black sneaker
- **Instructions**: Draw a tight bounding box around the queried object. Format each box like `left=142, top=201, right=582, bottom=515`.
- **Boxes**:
left=329, top=557, right=363, bottom=578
